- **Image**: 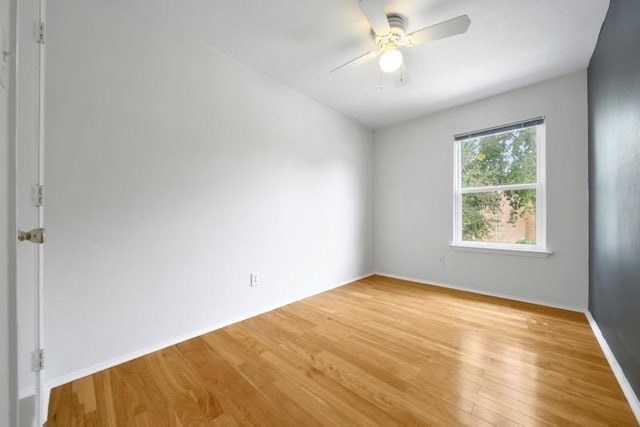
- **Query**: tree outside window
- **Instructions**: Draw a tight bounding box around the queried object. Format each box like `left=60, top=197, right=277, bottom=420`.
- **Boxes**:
left=453, top=120, right=546, bottom=251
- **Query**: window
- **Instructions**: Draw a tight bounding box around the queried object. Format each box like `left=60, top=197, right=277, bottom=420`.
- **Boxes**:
left=453, top=118, right=547, bottom=253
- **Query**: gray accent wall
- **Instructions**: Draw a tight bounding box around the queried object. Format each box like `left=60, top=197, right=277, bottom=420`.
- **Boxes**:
left=588, top=0, right=640, bottom=398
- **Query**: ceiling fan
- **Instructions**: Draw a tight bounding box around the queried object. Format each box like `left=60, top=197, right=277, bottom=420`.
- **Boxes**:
left=331, top=0, right=471, bottom=75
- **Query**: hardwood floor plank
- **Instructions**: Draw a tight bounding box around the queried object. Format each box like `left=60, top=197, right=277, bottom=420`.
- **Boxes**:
left=70, top=376, right=97, bottom=427
left=47, top=382, right=72, bottom=427
left=110, top=357, right=180, bottom=426
left=257, top=342, right=400, bottom=426
left=92, top=371, right=117, bottom=427
left=177, top=337, right=288, bottom=426
left=470, top=403, right=525, bottom=427
left=144, top=346, right=223, bottom=425
left=47, top=275, right=639, bottom=426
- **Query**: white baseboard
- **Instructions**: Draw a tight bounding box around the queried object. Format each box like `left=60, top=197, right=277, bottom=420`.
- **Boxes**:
left=42, top=272, right=374, bottom=421
left=372, top=272, right=586, bottom=312
left=585, top=312, right=640, bottom=424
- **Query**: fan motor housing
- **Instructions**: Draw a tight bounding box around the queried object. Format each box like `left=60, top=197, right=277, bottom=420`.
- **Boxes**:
left=376, top=14, right=407, bottom=50
left=387, top=14, right=406, bottom=33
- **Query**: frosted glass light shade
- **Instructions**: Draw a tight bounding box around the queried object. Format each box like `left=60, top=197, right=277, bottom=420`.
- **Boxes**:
left=379, top=49, right=403, bottom=73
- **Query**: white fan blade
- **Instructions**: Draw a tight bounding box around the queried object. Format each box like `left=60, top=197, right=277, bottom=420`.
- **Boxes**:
left=330, top=50, right=380, bottom=74
left=359, top=0, right=390, bottom=35
left=408, top=15, right=470, bottom=46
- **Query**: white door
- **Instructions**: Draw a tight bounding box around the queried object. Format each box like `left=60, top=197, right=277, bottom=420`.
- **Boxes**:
left=16, top=0, right=46, bottom=425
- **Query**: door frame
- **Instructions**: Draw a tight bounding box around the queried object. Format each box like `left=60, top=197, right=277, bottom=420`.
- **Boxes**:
left=34, top=0, right=46, bottom=422
left=3, top=0, right=18, bottom=424
left=15, top=0, right=47, bottom=424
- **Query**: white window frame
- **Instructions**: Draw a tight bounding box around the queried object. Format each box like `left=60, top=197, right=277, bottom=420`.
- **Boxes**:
left=452, top=119, right=549, bottom=255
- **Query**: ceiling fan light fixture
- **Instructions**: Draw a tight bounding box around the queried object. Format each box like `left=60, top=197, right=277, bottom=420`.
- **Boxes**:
left=379, top=49, right=403, bottom=73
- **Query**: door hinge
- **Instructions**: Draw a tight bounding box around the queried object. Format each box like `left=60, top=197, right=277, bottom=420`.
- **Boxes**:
left=34, top=184, right=44, bottom=206
left=33, top=349, right=44, bottom=372
left=34, top=21, right=45, bottom=44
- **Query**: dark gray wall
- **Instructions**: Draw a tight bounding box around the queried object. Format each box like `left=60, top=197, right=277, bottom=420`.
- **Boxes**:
left=588, top=0, right=640, bottom=398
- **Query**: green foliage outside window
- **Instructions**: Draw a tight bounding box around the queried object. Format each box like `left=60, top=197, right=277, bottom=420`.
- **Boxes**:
left=461, top=128, right=537, bottom=242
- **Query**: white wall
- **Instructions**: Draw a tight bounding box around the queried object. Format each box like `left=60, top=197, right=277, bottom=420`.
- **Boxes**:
left=1, top=0, right=16, bottom=423
left=373, top=71, right=589, bottom=310
left=44, top=1, right=373, bottom=385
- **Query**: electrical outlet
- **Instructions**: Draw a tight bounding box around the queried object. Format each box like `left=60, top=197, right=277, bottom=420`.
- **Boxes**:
left=250, top=273, right=259, bottom=287
left=437, top=255, right=445, bottom=265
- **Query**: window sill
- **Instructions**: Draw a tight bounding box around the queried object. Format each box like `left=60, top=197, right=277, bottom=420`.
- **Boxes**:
left=449, top=243, right=552, bottom=258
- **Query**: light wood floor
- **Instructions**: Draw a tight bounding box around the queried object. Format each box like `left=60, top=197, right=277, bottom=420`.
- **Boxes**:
left=47, top=275, right=638, bottom=426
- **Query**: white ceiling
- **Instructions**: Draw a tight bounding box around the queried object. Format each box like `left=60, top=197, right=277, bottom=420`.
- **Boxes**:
left=145, top=0, right=609, bottom=129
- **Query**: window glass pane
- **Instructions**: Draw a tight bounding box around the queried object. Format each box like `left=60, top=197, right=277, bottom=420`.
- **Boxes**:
left=462, top=189, right=536, bottom=244
left=461, top=127, right=537, bottom=188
